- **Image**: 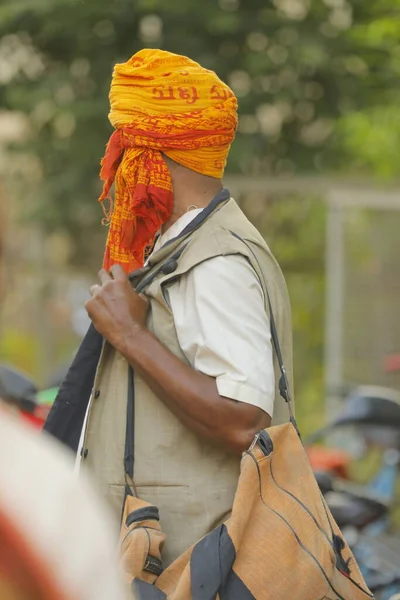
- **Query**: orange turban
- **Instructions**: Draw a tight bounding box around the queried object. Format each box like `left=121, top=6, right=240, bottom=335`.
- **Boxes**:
left=99, top=49, right=238, bottom=273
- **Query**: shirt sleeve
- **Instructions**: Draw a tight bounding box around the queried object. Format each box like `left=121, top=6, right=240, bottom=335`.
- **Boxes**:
left=166, top=254, right=275, bottom=418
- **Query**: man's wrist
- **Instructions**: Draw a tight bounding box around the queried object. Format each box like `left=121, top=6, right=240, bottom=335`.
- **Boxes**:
left=113, top=321, right=148, bottom=358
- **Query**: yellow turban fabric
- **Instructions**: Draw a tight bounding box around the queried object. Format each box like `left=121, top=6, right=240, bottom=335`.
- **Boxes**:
left=99, top=49, right=238, bottom=273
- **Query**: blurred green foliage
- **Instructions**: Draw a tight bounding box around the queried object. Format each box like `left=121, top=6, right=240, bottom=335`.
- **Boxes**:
left=0, top=330, right=39, bottom=375
left=1, top=0, right=400, bottom=430
left=1, top=0, right=400, bottom=253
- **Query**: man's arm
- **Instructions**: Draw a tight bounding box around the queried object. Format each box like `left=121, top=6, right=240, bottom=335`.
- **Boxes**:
left=85, top=265, right=270, bottom=455
left=121, top=328, right=270, bottom=454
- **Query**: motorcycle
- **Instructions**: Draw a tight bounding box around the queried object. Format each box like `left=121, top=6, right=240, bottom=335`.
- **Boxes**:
left=307, top=386, right=400, bottom=600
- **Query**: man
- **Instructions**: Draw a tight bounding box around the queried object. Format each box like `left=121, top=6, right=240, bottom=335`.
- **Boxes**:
left=46, top=49, right=294, bottom=566
left=0, top=195, right=124, bottom=598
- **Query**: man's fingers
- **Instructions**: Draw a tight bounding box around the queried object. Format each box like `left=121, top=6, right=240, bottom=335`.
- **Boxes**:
left=98, top=268, right=112, bottom=284
left=109, top=264, right=127, bottom=281
left=84, top=297, right=93, bottom=316
left=90, top=284, right=101, bottom=297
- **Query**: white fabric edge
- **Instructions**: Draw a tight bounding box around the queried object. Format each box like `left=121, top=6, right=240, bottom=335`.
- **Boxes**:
left=216, top=377, right=274, bottom=418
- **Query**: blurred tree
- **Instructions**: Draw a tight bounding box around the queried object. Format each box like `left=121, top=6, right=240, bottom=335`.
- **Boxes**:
left=1, top=0, right=399, bottom=264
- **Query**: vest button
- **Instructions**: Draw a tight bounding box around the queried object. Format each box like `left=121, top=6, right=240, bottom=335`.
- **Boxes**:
left=94, top=390, right=100, bottom=399
left=161, top=259, right=178, bottom=275
left=82, top=449, right=88, bottom=459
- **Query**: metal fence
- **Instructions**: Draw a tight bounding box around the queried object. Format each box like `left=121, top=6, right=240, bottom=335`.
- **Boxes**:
left=227, top=178, right=400, bottom=421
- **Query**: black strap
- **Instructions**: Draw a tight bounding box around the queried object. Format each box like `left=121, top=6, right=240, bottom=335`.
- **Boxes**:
left=266, top=292, right=292, bottom=406
left=267, top=291, right=296, bottom=425
left=124, top=366, right=135, bottom=479
left=229, top=231, right=295, bottom=423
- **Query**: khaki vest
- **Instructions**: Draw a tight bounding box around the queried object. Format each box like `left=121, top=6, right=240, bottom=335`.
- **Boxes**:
left=82, top=197, right=294, bottom=566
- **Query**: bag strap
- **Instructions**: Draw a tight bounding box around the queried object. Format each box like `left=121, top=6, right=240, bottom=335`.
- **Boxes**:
left=229, top=231, right=296, bottom=424
left=124, top=365, right=135, bottom=483
left=265, top=287, right=295, bottom=422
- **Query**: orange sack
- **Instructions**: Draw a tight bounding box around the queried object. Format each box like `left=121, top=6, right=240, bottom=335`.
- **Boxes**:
left=99, top=49, right=238, bottom=273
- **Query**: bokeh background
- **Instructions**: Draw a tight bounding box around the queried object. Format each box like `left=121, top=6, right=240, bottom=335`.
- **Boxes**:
left=1, top=0, right=400, bottom=434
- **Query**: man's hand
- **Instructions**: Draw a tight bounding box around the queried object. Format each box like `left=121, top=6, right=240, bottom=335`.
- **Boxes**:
left=85, top=265, right=149, bottom=351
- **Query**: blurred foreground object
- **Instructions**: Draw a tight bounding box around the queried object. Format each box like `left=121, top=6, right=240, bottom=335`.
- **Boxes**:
left=0, top=405, right=125, bottom=600
left=0, top=364, right=57, bottom=429
left=0, top=198, right=125, bottom=600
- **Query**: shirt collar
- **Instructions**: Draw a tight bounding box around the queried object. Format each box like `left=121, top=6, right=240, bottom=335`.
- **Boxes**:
left=151, top=208, right=204, bottom=255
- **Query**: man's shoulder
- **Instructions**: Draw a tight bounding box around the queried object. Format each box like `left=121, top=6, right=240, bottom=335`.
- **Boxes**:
left=189, top=198, right=271, bottom=255
left=157, top=197, right=281, bottom=287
